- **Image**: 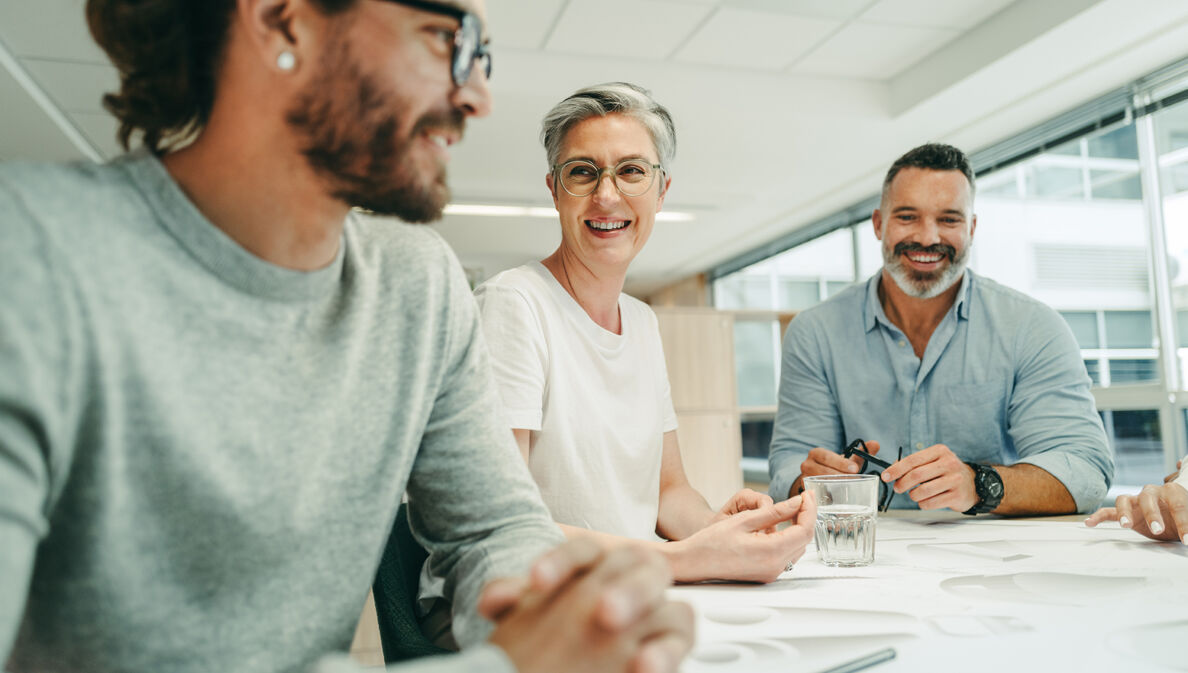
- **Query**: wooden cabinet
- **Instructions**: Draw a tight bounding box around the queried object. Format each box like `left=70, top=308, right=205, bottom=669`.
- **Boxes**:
left=349, top=592, right=384, bottom=667
left=673, top=411, right=743, bottom=510
left=653, top=308, right=742, bottom=510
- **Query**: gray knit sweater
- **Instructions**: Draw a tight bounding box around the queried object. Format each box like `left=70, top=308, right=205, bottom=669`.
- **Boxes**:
left=0, top=151, right=562, bottom=672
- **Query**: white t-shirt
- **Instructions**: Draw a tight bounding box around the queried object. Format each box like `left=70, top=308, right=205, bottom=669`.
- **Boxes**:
left=475, top=262, right=679, bottom=541
left=1175, top=467, right=1187, bottom=490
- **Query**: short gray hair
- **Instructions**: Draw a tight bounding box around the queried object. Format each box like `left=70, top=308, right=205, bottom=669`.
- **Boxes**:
left=882, top=143, right=976, bottom=205
left=540, top=82, right=676, bottom=171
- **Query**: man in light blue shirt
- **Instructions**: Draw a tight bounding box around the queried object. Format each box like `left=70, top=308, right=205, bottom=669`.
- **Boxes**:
left=769, top=143, right=1113, bottom=515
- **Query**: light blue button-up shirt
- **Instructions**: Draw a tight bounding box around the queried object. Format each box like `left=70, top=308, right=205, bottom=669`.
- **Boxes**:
left=768, top=270, right=1113, bottom=513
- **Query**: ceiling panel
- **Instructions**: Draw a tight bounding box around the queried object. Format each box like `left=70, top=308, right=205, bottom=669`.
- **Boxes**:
left=545, top=0, right=715, bottom=60
left=791, top=21, right=960, bottom=79
left=673, top=8, right=838, bottom=69
left=485, top=0, right=567, bottom=50
left=0, top=62, right=88, bottom=162
left=861, top=0, right=1018, bottom=29
left=70, top=111, right=121, bottom=160
left=22, top=58, right=118, bottom=114
left=0, top=0, right=107, bottom=64
left=721, top=0, right=876, bottom=21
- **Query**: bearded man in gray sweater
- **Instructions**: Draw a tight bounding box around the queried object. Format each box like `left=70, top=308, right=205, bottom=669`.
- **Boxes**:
left=0, top=1, right=695, bottom=672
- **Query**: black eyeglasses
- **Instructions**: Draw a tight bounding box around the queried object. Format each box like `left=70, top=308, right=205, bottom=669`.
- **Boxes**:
left=381, top=0, right=492, bottom=86
left=841, top=439, right=903, bottom=512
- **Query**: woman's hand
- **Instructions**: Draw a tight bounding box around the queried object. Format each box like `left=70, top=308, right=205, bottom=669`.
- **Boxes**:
left=670, top=492, right=817, bottom=583
left=711, top=488, right=774, bottom=524
left=1085, top=482, right=1188, bottom=544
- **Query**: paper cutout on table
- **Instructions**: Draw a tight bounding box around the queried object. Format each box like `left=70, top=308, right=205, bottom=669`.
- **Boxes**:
left=1086, top=537, right=1188, bottom=559
left=908, top=540, right=1033, bottom=563
left=1108, top=619, right=1188, bottom=671
left=686, top=634, right=915, bottom=671
left=927, top=614, right=1033, bottom=637
left=703, top=606, right=772, bottom=625
left=687, top=639, right=796, bottom=667
left=877, top=535, right=940, bottom=542
left=697, top=606, right=921, bottom=643
left=772, top=633, right=916, bottom=663
left=940, top=572, right=1147, bottom=606
left=689, top=637, right=907, bottom=670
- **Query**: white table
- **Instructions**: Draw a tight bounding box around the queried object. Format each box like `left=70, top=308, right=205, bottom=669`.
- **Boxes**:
left=672, top=513, right=1187, bottom=673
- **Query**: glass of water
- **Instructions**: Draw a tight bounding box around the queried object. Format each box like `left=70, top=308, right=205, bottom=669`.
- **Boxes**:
left=804, top=474, right=879, bottom=567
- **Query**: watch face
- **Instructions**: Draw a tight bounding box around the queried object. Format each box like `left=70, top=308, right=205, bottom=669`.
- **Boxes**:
left=987, top=479, right=1004, bottom=498
left=978, top=467, right=1004, bottom=504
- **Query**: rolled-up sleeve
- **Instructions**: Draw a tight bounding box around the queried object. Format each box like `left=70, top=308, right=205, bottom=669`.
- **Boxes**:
left=769, top=312, right=844, bottom=502
left=1008, top=306, right=1113, bottom=512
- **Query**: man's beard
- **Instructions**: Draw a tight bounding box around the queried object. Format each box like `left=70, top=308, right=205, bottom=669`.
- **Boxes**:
left=883, top=240, right=969, bottom=299
left=284, top=35, right=463, bottom=223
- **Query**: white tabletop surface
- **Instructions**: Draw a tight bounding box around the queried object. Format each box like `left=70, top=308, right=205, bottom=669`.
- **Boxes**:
left=671, top=513, right=1187, bottom=673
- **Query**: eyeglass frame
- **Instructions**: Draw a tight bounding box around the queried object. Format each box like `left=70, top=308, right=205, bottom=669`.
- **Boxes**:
left=551, top=158, right=665, bottom=198
left=841, top=439, right=904, bottom=513
left=379, top=0, right=492, bottom=86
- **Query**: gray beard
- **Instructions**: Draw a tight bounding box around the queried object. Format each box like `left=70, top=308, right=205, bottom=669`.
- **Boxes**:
left=883, top=246, right=969, bottom=299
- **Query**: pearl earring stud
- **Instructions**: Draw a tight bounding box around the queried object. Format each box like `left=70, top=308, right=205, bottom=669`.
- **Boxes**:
left=277, top=51, right=296, bottom=71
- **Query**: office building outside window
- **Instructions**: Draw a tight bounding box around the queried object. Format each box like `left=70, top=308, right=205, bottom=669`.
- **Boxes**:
left=715, top=60, right=1188, bottom=495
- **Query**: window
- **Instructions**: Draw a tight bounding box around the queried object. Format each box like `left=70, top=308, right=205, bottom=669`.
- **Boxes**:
left=713, top=228, right=855, bottom=312
left=713, top=59, right=1188, bottom=490
left=1060, top=311, right=1099, bottom=348
left=740, top=417, right=774, bottom=461
left=1104, top=311, right=1154, bottom=349
left=733, top=320, right=778, bottom=408
left=946, top=131, right=1159, bottom=392
left=1103, top=410, right=1164, bottom=488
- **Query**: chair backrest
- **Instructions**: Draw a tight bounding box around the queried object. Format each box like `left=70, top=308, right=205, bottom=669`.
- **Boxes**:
left=371, top=503, right=450, bottom=663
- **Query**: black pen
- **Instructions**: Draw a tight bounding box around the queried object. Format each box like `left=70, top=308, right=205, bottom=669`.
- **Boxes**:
left=815, top=647, right=897, bottom=673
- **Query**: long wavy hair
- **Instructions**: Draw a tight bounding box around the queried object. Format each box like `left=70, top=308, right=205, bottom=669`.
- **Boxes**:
left=86, top=0, right=353, bottom=153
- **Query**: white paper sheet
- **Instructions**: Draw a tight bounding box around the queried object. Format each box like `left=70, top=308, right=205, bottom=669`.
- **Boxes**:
left=673, top=517, right=1188, bottom=673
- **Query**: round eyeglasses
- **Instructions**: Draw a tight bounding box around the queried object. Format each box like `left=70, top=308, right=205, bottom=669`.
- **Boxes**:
left=553, top=159, right=663, bottom=198
left=451, top=12, right=492, bottom=86
left=382, top=0, right=492, bottom=87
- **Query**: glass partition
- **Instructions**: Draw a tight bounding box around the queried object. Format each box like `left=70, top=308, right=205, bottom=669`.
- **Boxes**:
left=714, top=63, right=1188, bottom=487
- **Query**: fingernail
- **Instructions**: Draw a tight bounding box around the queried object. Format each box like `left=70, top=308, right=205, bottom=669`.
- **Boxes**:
left=604, top=591, right=632, bottom=627
left=847, top=464, right=859, bottom=473
left=1151, top=521, right=1164, bottom=535
left=881, top=473, right=890, bottom=482
left=534, top=559, right=559, bottom=587
left=639, top=646, right=669, bottom=673
left=1181, top=534, right=1187, bottom=545
left=1119, top=516, right=1131, bottom=528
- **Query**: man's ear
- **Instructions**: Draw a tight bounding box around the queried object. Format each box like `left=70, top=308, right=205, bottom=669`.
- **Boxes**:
left=872, top=208, right=884, bottom=241
left=235, top=0, right=309, bottom=73
left=969, top=213, right=977, bottom=239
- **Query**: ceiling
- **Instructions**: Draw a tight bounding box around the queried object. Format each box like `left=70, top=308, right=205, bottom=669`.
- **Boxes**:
left=5, top=0, right=1188, bottom=295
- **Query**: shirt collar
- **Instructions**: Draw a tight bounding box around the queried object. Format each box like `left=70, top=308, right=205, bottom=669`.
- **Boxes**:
left=863, top=268, right=974, bottom=333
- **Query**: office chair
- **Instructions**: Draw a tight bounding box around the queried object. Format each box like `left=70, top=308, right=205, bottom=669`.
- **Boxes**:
left=371, top=503, right=451, bottom=663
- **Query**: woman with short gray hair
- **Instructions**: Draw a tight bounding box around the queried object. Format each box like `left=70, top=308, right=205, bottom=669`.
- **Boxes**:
left=475, top=82, right=817, bottom=583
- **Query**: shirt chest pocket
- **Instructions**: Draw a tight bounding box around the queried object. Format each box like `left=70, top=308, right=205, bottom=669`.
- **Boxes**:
left=931, top=381, right=1008, bottom=462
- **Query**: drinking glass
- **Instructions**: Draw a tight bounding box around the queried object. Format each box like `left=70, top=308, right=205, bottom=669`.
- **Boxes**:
left=804, top=474, right=879, bottom=567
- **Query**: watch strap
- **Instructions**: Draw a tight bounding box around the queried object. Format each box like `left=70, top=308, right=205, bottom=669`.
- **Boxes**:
left=962, top=461, right=1002, bottom=515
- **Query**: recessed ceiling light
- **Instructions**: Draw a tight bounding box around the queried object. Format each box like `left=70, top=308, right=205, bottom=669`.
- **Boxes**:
left=443, top=204, right=695, bottom=222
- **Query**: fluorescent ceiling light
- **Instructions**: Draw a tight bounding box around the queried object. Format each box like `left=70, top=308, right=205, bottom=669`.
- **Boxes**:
left=443, top=204, right=556, bottom=217
left=443, top=204, right=695, bottom=221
